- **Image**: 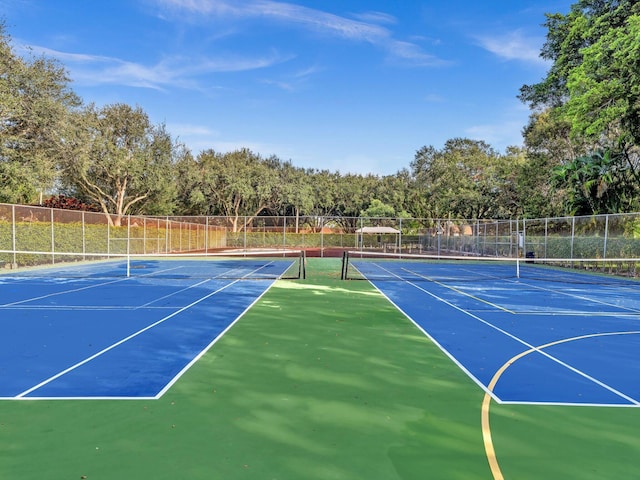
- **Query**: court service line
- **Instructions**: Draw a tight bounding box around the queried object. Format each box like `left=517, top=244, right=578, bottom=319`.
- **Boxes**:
left=470, top=269, right=640, bottom=315
left=134, top=279, right=213, bottom=309
left=0, top=277, right=214, bottom=311
left=481, top=330, right=640, bottom=480
left=15, top=277, right=244, bottom=398
left=1, top=305, right=177, bottom=311
left=403, top=263, right=640, bottom=316
left=134, top=262, right=273, bottom=310
left=0, top=266, right=186, bottom=308
left=514, top=279, right=640, bottom=314
left=401, top=267, right=516, bottom=314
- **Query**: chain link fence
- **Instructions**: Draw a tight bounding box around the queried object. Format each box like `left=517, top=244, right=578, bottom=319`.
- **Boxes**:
left=2, top=203, right=640, bottom=271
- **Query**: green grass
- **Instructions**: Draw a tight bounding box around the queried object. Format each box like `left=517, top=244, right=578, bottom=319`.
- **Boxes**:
left=1, top=258, right=639, bottom=479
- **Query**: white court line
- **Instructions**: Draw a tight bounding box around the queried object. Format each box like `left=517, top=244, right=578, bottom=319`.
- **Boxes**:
left=507, top=311, right=640, bottom=317
left=1, top=305, right=178, bottom=311
left=397, top=262, right=640, bottom=317
left=365, top=261, right=640, bottom=406
left=0, top=261, right=272, bottom=310
left=400, top=267, right=516, bottom=314
left=0, top=266, right=185, bottom=307
left=134, top=278, right=225, bottom=310
left=133, top=262, right=266, bottom=310
left=514, top=279, right=640, bottom=314
left=459, top=267, right=640, bottom=315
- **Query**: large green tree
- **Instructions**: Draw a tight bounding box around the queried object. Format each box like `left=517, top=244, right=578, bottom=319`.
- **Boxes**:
left=60, top=103, right=178, bottom=225
left=273, top=161, right=314, bottom=232
left=302, top=169, right=340, bottom=231
left=520, top=1, right=639, bottom=112
left=563, top=14, right=640, bottom=143
left=332, top=173, right=379, bottom=227
left=374, top=170, right=413, bottom=218
left=0, top=23, right=81, bottom=204
left=520, top=0, right=640, bottom=215
left=360, top=199, right=395, bottom=218
left=177, top=148, right=281, bottom=232
left=552, top=149, right=639, bottom=215
left=411, top=139, right=518, bottom=219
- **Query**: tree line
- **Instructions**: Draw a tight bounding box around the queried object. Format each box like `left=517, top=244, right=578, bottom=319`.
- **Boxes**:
left=2, top=1, right=640, bottom=227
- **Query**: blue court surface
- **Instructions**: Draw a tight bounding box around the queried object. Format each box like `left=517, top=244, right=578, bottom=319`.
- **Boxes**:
left=352, top=259, right=640, bottom=407
left=0, top=257, right=295, bottom=400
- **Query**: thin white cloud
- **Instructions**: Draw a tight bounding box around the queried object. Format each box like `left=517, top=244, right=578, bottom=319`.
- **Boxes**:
left=294, top=65, right=322, bottom=79
left=191, top=51, right=294, bottom=74
left=351, top=11, right=397, bottom=25
left=206, top=139, right=285, bottom=157
left=475, top=30, right=547, bottom=66
left=260, top=64, right=322, bottom=92
left=260, top=78, right=295, bottom=91
left=167, top=123, right=220, bottom=137
left=157, top=0, right=388, bottom=41
left=463, top=100, right=531, bottom=150
left=0, top=0, right=30, bottom=16
left=424, top=93, right=445, bottom=103
left=155, top=0, right=446, bottom=66
left=165, top=117, right=290, bottom=157
left=465, top=120, right=525, bottom=150
left=24, top=44, right=290, bottom=90
left=386, top=40, right=445, bottom=66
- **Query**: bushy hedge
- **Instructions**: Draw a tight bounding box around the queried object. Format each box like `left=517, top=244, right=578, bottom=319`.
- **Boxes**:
left=225, top=232, right=358, bottom=249
left=527, top=235, right=640, bottom=259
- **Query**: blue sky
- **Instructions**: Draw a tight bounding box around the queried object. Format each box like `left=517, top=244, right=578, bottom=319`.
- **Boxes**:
left=3, top=0, right=573, bottom=175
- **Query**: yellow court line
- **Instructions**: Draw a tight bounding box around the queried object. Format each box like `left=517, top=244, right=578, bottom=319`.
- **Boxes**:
left=481, top=330, right=640, bottom=480
left=402, top=268, right=516, bottom=314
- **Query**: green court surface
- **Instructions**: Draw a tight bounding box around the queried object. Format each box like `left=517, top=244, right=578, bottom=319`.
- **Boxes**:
left=1, top=259, right=640, bottom=479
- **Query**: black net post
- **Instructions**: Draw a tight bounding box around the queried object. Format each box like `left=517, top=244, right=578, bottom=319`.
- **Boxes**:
left=341, top=251, right=349, bottom=280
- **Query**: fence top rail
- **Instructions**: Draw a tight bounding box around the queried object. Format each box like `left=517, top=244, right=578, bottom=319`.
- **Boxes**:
left=3, top=202, right=640, bottom=227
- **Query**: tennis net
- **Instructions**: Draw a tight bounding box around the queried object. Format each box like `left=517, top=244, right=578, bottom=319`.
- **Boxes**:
left=0, top=249, right=306, bottom=280
left=341, top=250, right=640, bottom=285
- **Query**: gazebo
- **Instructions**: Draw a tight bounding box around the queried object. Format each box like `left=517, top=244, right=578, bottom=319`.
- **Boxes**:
left=355, top=226, right=401, bottom=249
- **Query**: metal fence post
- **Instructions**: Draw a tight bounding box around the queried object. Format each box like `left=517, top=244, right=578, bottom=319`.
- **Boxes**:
left=544, top=217, right=548, bottom=258
left=11, top=204, right=16, bottom=266
left=604, top=214, right=609, bottom=259
left=82, top=211, right=86, bottom=260
left=166, top=217, right=170, bottom=253
left=205, top=216, right=209, bottom=254
left=51, top=208, right=55, bottom=264
left=320, top=216, right=324, bottom=257
left=571, top=216, right=575, bottom=261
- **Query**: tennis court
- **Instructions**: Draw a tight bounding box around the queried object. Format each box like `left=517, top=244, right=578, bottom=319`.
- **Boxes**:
left=344, top=253, right=640, bottom=406
left=1, top=253, right=640, bottom=479
left=0, top=254, right=303, bottom=399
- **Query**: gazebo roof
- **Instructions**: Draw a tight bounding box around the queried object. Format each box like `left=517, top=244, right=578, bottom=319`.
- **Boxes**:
left=355, top=226, right=401, bottom=234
